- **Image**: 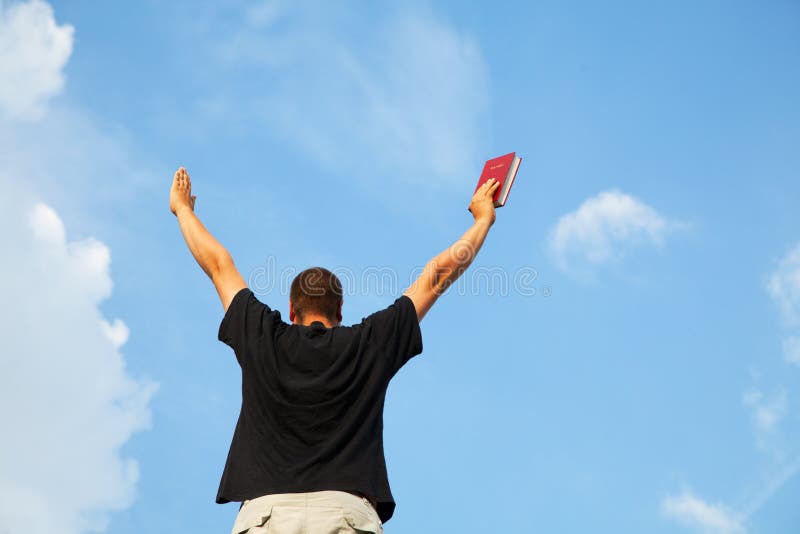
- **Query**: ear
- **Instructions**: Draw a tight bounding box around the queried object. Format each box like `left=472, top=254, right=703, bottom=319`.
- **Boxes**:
left=335, top=299, right=343, bottom=325
left=289, top=300, right=296, bottom=323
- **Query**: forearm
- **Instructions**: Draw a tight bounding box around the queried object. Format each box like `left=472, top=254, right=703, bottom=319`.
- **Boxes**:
left=175, top=205, right=231, bottom=279
left=426, top=219, right=493, bottom=294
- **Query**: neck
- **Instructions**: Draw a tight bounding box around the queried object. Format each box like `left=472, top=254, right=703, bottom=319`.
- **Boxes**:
left=298, top=314, right=338, bottom=328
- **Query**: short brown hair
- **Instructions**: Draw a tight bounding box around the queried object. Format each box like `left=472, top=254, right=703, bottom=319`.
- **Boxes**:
left=290, top=267, right=343, bottom=322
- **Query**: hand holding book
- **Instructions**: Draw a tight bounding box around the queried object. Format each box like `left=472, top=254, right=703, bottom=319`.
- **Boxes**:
left=469, top=178, right=501, bottom=225
left=470, top=152, right=522, bottom=210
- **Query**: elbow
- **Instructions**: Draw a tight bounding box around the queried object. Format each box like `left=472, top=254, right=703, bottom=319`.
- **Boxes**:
left=206, top=251, right=233, bottom=280
left=431, top=266, right=462, bottom=295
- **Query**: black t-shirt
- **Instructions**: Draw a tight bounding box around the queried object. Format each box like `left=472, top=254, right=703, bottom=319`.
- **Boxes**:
left=216, top=287, right=423, bottom=523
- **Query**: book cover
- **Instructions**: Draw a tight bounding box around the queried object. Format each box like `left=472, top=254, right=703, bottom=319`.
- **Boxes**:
left=472, top=152, right=522, bottom=208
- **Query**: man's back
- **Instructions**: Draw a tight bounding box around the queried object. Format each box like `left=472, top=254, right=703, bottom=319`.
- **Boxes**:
left=216, top=287, right=423, bottom=523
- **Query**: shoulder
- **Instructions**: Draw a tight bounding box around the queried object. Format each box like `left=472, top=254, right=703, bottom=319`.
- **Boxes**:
left=218, top=288, right=285, bottom=347
left=361, top=295, right=416, bottom=324
left=222, top=287, right=261, bottom=319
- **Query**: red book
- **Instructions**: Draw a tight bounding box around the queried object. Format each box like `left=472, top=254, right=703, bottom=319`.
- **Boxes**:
left=472, top=152, right=522, bottom=208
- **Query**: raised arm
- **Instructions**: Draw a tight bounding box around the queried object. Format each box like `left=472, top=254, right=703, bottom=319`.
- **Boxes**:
left=403, top=178, right=500, bottom=321
left=170, top=167, right=247, bottom=311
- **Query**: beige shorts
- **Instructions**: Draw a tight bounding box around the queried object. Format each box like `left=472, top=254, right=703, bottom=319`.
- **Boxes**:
left=231, top=490, right=384, bottom=534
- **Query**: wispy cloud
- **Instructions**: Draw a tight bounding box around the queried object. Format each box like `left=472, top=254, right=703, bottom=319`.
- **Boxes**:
left=0, top=0, right=73, bottom=121
left=662, top=242, right=800, bottom=533
left=743, top=388, right=788, bottom=456
left=662, top=454, right=800, bottom=534
left=738, top=454, right=800, bottom=520
left=548, top=189, right=680, bottom=272
left=767, top=243, right=800, bottom=370
left=714, top=242, right=800, bottom=523
left=198, top=1, right=489, bottom=189
left=766, top=242, right=800, bottom=328
left=661, top=490, right=744, bottom=534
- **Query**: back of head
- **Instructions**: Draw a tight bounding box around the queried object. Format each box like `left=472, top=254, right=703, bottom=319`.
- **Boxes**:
left=290, top=267, right=343, bottom=324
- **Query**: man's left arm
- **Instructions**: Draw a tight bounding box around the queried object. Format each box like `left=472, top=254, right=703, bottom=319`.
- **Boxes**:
left=170, top=167, right=246, bottom=311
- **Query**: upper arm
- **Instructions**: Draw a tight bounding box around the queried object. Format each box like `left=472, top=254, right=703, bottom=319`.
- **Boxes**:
left=362, top=295, right=424, bottom=374
left=218, top=286, right=284, bottom=365
left=212, top=253, right=248, bottom=312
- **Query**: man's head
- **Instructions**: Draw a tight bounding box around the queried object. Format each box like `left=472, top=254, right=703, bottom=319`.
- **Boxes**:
left=289, top=267, right=343, bottom=327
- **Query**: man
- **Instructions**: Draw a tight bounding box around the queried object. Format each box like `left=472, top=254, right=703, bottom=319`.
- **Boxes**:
left=170, top=167, right=500, bottom=534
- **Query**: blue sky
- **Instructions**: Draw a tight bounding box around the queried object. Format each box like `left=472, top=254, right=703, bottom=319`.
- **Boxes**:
left=1, top=1, right=799, bottom=533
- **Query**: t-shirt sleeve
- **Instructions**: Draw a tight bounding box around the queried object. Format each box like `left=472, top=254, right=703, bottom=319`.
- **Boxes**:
left=218, top=287, right=283, bottom=365
left=362, top=295, right=423, bottom=375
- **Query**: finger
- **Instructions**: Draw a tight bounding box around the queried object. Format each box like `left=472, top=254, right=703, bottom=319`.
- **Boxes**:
left=476, top=179, right=493, bottom=195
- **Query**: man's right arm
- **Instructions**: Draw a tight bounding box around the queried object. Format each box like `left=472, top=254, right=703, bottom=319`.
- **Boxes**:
left=403, top=178, right=500, bottom=322
left=170, top=167, right=247, bottom=312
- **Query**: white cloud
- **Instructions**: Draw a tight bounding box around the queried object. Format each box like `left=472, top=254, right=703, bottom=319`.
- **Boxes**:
left=0, top=0, right=74, bottom=121
left=202, top=1, right=489, bottom=188
left=661, top=491, right=745, bottom=534
left=549, top=189, right=678, bottom=272
left=101, top=317, right=131, bottom=349
left=0, top=2, right=155, bottom=531
left=782, top=336, right=800, bottom=366
left=30, top=197, right=66, bottom=242
left=0, top=190, right=156, bottom=534
left=766, top=243, right=800, bottom=327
